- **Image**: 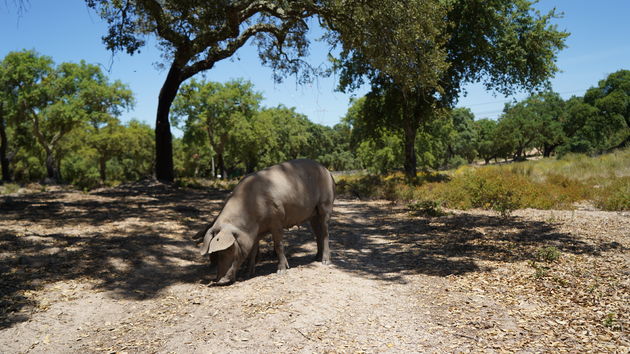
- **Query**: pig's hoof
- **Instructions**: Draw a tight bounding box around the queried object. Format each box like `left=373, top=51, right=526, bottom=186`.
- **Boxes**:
left=277, top=269, right=288, bottom=275
left=321, top=259, right=331, bottom=265
left=214, top=277, right=235, bottom=286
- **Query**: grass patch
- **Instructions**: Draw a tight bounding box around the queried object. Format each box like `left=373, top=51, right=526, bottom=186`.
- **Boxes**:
left=536, top=246, right=561, bottom=262
left=408, top=200, right=447, bottom=217
left=1, top=183, right=20, bottom=195
left=335, top=147, right=630, bottom=212
left=595, top=176, right=630, bottom=211
left=175, top=177, right=239, bottom=191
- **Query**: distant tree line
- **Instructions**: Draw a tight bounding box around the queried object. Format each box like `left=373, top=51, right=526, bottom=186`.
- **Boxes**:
left=171, top=78, right=360, bottom=179
left=345, top=69, right=630, bottom=173
left=83, top=0, right=568, bottom=182
left=0, top=50, right=153, bottom=188
left=2, top=48, right=628, bottom=188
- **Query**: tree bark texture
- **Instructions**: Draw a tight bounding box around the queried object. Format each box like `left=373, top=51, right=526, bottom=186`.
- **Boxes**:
left=154, top=64, right=183, bottom=183
left=402, top=101, right=418, bottom=180
left=0, top=102, right=11, bottom=182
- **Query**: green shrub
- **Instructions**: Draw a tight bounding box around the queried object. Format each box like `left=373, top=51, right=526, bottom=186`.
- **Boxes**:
left=61, top=154, right=101, bottom=190
left=1, top=183, right=20, bottom=195
left=339, top=148, right=629, bottom=212
left=536, top=246, right=561, bottom=262
left=408, top=199, right=446, bottom=217
left=336, top=174, right=384, bottom=199
left=596, top=177, right=630, bottom=211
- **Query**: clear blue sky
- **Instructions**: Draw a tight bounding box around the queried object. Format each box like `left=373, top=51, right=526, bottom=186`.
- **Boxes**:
left=1, top=1, right=629, bottom=135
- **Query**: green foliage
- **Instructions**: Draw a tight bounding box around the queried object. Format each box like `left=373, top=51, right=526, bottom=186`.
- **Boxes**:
left=455, top=168, right=525, bottom=217
left=530, top=246, right=561, bottom=280
left=336, top=0, right=567, bottom=177
left=173, top=79, right=360, bottom=178
left=1, top=183, right=19, bottom=194
left=338, top=148, right=630, bottom=213
left=584, top=70, right=630, bottom=148
left=447, top=108, right=478, bottom=163
left=408, top=200, right=446, bottom=217
left=356, top=133, right=403, bottom=174
left=602, top=313, right=622, bottom=331
left=536, top=246, right=561, bottom=263
left=0, top=50, right=133, bottom=183
left=61, top=152, right=101, bottom=190
left=596, top=177, right=630, bottom=211
left=530, top=261, right=550, bottom=279
left=475, top=118, right=500, bottom=164
left=60, top=120, right=153, bottom=189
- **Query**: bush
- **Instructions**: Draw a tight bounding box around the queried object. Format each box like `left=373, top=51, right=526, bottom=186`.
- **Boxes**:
left=338, top=148, right=629, bottom=212
left=1, top=183, right=20, bottom=195
left=408, top=199, right=446, bottom=217
left=596, top=177, right=630, bottom=211
left=62, top=154, right=101, bottom=190
left=462, top=168, right=525, bottom=217
left=536, top=246, right=561, bottom=262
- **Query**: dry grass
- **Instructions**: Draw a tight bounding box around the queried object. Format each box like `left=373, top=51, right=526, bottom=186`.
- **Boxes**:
left=336, top=148, right=630, bottom=212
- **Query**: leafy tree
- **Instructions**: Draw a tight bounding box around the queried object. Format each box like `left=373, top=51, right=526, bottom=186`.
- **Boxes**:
left=446, top=108, right=478, bottom=164
left=496, top=102, right=540, bottom=160
left=356, top=131, right=403, bottom=174
left=0, top=64, right=7, bottom=182
left=1, top=51, right=133, bottom=183
left=336, top=0, right=568, bottom=178
left=35, top=61, right=133, bottom=181
left=498, top=92, right=566, bottom=159
left=87, top=0, right=419, bottom=182
left=266, top=105, right=311, bottom=161
left=475, top=118, right=499, bottom=164
left=226, top=107, right=277, bottom=174
left=531, top=92, right=566, bottom=157
left=107, top=120, right=154, bottom=181
left=583, top=69, right=630, bottom=150
left=313, top=123, right=361, bottom=171
left=416, top=114, right=455, bottom=169
left=87, top=120, right=149, bottom=182
left=172, top=78, right=262, bottom=178
left=62, top=119, right=153, bottom=188
left=303, top=123, right=334, bottom=161
left=557, top=96, right=600, bottom=154
left=0, top=50, right=53, bottom=182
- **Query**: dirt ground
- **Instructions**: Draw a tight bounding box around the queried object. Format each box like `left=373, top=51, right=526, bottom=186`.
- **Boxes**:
left=0, top=180, right=628, bottom=353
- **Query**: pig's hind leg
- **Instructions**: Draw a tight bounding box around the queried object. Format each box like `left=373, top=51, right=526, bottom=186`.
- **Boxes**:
left=310, top=204, right=331, bottom=265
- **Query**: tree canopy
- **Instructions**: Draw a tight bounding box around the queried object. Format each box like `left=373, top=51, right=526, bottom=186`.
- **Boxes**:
left=86, top=0, right=440, bottom=181
left=0, top=50, right=136, bottom=184
left=335, top=0, right=568, bottom=178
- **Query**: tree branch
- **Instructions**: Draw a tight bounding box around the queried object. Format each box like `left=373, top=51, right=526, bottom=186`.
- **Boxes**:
left=137, top=0, right=189, bottom=48
left=182, top=20, right=298, bottom=81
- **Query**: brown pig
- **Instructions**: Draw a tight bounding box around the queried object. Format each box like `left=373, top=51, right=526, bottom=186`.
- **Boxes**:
left=199, top=159, right=335, bottom=285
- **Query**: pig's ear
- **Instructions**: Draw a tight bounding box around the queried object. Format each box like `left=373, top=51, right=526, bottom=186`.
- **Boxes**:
left=208, top=231, right=235, bottom=254
left=200, top=228, right=216, bottom=256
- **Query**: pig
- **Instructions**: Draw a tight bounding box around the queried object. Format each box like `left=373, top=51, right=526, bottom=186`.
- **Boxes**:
left=198, top=159, right=335, bottom=285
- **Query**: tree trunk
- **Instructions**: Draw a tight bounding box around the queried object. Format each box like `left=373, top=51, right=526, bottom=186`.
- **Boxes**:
left=0, top=102, right=11, bottom=182
left=211, top=155, right=215, bottom=178
left=402, top=112, right=417, bottom=180
left=45, top=151, right=61, bottom=182
left=99, top=157, right=107, bottom=182
left=155, top=63, right=184, bottom=183
left=217, top=153, right=226, bottom=180
left=543, top=143, right=558, bottom=158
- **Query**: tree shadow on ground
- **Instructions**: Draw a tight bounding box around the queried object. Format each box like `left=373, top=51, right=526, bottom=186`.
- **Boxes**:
left=271, top=201, right=611, bottom=285
left=0, top=181, right=224, bottom=329
left=0, top=182, right=616, bottom=329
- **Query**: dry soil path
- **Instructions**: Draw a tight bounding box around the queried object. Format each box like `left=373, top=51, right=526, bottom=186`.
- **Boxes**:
left=0, top=182, right=628, bottom=352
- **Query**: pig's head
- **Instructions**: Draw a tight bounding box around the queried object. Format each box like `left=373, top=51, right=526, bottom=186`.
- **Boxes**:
left=200, top=224, right=247, bottom=285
